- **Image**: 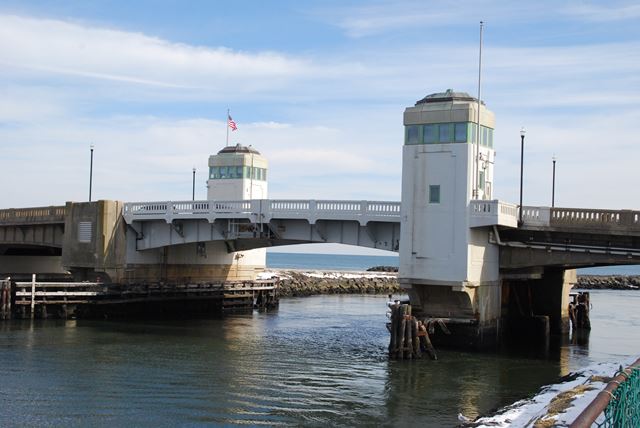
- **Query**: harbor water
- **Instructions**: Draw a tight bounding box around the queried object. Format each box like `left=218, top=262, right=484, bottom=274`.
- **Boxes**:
left=1, top=288, right=638, bottom=427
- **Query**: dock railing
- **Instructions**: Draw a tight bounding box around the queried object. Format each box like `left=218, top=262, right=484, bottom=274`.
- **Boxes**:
left=571, top=357, right=640, bottom=427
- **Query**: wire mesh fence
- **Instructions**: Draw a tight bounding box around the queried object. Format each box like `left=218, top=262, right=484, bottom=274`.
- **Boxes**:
left=571, top=358, right=640, bottom=427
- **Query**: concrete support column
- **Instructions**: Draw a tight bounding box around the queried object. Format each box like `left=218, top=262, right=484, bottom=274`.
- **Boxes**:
left=502, top=268, right=575, bottom=340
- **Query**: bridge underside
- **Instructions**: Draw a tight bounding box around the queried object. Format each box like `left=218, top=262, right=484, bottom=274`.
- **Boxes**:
left=497, top=227, right=640, bottom=270
left=0, top=223, right=64, bottom=250
left=130, top=218, right=400, bottom=253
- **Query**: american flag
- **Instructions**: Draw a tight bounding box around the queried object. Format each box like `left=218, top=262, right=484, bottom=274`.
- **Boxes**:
left=228, top=115, right=237, bottom=131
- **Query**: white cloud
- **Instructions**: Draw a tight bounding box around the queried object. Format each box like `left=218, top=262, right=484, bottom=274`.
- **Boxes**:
left=0, top=11, right=639, bottom=213
left=562, top=2, right=640, bottom=22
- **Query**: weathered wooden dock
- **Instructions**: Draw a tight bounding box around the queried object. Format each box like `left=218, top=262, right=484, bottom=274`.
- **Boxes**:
left=3, top=275, right=278, bottom=319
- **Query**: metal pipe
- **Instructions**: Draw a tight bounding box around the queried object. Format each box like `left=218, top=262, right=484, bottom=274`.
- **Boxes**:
left=570, top=357, right=640, bottom=427
left=519, top=129, right=525, bottom=226
left=552, top=156, right=556, bottom=207
left=192, top=167, right=196, bottom=201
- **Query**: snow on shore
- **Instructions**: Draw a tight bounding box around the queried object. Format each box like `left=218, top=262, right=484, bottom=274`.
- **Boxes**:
left=473, top=357, right=636, bottom=427
left=257, top=269, right=397, bottom=281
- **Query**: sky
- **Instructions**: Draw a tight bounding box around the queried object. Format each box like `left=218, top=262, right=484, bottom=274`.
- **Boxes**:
left=1, top=1, right=639, bottom=253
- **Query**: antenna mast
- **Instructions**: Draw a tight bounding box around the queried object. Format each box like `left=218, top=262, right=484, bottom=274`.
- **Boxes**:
left=475, top=21, right=484, bottom=200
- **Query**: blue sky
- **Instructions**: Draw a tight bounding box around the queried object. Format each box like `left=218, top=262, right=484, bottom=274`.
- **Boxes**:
left=1, top=0, right=639, bottom=225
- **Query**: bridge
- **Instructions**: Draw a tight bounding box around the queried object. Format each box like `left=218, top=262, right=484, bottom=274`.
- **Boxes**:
left=1, top=89, right=639, bottom=348
left=2, top=199, right=637, bottom=274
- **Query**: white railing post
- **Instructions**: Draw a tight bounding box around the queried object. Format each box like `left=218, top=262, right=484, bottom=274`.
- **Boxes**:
left=30, top=273, right=36, bottom=319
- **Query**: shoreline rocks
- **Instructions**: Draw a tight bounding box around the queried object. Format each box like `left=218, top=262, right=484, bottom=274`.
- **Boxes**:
left=574, top=275, right=640, bottom=290
left=271, top=270, right=402, bottom=297
left=268, top=270, right=640, bottom=297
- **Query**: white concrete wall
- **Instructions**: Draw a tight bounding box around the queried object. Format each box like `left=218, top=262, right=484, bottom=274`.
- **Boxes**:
left=400, top=97, right=499, bottom=287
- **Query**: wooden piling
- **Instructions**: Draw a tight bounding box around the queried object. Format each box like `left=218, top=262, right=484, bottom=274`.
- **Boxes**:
left=398, top=305, right=406, bottom=360
left=388, top=303, right=437, bottom=361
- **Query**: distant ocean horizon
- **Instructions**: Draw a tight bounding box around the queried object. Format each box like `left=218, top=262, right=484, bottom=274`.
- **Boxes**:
left=266, top=252, right=640, bottom=275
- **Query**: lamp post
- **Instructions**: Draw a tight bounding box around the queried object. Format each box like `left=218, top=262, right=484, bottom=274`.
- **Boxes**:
left=89, top=144, right=94, bottom=202
left=519, top=128, right=525, bottom=226
left=552, top=155, right=556, bottom=208
left=192, top=167, right=196, bottom=201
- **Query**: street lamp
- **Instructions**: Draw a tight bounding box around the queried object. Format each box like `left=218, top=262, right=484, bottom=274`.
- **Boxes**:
left=89, top=144, right=94, bottom=202
left=519, top=128, right=525, bottom=226
left=192, top=167, right=196, bottom=201
left=552, top=155, right=557, bottom=208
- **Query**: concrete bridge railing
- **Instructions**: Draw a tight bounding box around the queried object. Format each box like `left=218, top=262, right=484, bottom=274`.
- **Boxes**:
left=519, top=206, right=640, bottom=232
left=123, top=199, right=402, bottom=226
left=0, top=206, right=66, bottom=226
left=469, top=200, right=519, bottom=228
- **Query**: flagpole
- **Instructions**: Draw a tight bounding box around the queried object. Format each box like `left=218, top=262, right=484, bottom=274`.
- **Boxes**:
left=226, top=108, right=230, bottom=147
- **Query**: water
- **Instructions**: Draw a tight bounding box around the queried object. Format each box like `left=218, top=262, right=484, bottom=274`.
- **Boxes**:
left=267, top=252, right=399, bottom=271
left=1, top=290, right=638, bottom=427
left=267, top=252, right=640, bottom=275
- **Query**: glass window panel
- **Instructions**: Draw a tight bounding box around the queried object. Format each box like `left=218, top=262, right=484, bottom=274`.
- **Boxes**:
left=439, top=124, right=452, bottom=143
left=263, top=169, right=267, bottom=181
left=236, top=166, right=243, bottom=178
left=454, top=123, right=467, bottom=142
left=423, top=124, right=437, bottom=143
left=482, top=127, right=488, bottom=146
left=429, top=185, right=440, bottom=204
left=219, top=166, right=227, bottom=178
left=470, top=123, right=477, bottom=143
left=488, top=129, right=494, bottom=148
left=406, top=125, right=419, bottom=144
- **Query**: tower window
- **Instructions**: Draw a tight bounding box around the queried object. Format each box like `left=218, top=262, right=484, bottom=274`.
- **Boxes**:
left=439, top=124, right=452, bottom=143
left=423, top=124, right=437, bottom=143
left=455, top=123, right=467, bottom=142
left=429, top=185, right=440, bottom=204
left=406, top=125, right=420, bottom=144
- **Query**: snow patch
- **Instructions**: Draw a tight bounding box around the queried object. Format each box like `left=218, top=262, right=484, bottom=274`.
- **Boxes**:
left=473, top=357, right=636, bottom=427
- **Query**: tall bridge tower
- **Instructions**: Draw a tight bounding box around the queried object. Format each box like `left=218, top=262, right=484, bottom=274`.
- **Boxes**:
left=400, top=89, right=500, bottom=346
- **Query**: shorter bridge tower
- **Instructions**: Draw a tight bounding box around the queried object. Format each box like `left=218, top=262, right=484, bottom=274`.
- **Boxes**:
left=112, top=144, right=270, bottom=284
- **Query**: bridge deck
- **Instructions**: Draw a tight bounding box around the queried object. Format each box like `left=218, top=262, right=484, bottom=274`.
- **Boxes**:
left=0, top=206, right=65, bottom=226
left=123, top=199, right=402, bottom=226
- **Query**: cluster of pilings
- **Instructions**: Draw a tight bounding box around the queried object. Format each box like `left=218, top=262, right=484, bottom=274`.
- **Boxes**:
left=569, top=291, right=591, bottom=331
left=0, top=279, right=10, bottom=320
left=388, top=303, right=437, bottom=360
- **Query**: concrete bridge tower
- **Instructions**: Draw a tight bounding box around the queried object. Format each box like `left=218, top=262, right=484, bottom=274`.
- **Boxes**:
left=205, top=144, right=269, bottom=279
left=108, top=144, right=269, bottom=284
left=399, top=89, right=499, bottom=347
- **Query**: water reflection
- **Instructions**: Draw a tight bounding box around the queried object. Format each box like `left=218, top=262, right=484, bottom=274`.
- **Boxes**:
left=0, top=292, right=636, bottom=427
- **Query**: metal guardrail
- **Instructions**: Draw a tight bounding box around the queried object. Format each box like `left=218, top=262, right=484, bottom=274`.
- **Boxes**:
left=123, top=199, right=401, bottom=225
left=0, top=206, right=66, bottom=225
left=571, top=357, right=640, bottom=427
